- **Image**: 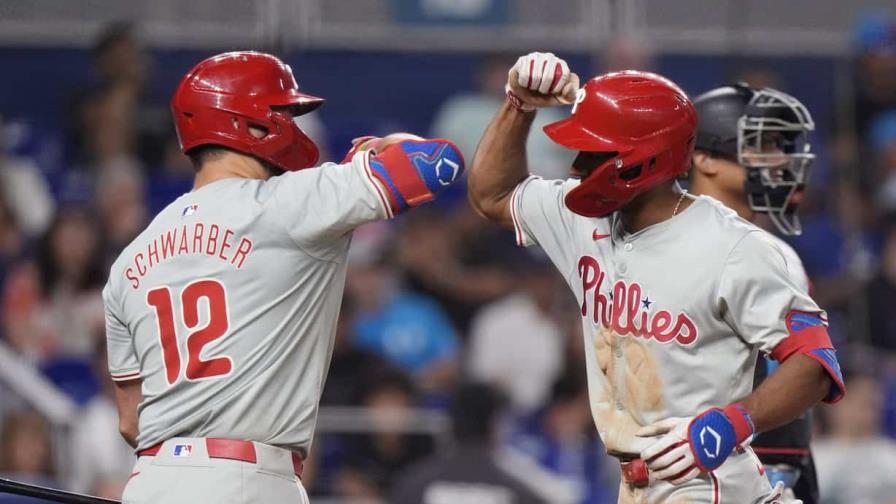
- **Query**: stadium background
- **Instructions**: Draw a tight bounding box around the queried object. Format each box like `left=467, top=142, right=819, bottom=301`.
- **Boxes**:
left=1, top=1, right=896, bottom=502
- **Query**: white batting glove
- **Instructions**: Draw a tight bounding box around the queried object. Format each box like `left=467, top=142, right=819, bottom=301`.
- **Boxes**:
left=636, top=417, right=701, bottom=485
left=637, top=404, right=755, bottom=486
left=506, top=52, right=579, bottom=111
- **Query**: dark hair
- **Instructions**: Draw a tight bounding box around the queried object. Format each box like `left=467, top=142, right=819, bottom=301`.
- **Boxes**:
left=450, top=382, right=507, bottom=442
left=187, top=145, right=229, bottom=170
left=92, top=21, right=135, bottom=58
left=187, top=145, right=284, bottom=177
left=360, top=367, right=416, bottom=404
left=548, top=369, right=587, bottom=406
left=36, top=207, right=106, bottom=294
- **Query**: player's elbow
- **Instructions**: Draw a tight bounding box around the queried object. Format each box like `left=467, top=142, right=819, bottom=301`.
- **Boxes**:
left=119, top=419, right=138, bottom=448
left=368, top=137, right=465, bottom=215
left=808, top=360, right=837, bottom=404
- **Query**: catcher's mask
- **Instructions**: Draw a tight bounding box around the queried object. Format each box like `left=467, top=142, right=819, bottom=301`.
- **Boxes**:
left=738, top=88, right=815, bottom=236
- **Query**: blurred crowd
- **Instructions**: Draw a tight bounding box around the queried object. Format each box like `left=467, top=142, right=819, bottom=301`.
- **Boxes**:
left=2, top=15, right=896, bottom=504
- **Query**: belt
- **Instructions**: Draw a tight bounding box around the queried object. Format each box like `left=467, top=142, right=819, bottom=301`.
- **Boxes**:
left=138, top=438, right=304, bottom=478
left=616, top=454, right=649, bottom=488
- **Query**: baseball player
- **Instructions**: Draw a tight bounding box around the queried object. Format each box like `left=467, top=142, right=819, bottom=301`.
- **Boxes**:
left=104, top=51, right=464, bottom=504
left=689, top=84, right=819, bottom=502
left=467, top=52, right=845, bottom=503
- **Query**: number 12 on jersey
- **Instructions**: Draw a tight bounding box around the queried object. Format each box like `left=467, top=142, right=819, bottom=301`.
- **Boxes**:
left=147, top=279, right=233, bottom=385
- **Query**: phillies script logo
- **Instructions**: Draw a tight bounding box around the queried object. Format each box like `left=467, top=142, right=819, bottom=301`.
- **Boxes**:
left=578, top=256, right=698, bottom=345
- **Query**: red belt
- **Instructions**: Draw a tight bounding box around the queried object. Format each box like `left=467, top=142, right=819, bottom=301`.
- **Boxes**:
left=620, top=458, right=649, bottom=488
left=138, top=438, right=303, bottom=478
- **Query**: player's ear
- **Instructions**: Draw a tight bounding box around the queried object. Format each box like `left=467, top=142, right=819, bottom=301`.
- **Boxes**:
left=692, top=150, right=718, bottom=177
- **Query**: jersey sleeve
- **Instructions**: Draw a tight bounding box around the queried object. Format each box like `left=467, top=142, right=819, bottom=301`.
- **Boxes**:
left=269, top=151, right=391, bottom=253
left=770, top=234, right=811, bottom=294
left=509, top=176, right=582, bottom=273
left=103, top=283, right=140, bottom=382
left=716, top=231, right=844, bottom=403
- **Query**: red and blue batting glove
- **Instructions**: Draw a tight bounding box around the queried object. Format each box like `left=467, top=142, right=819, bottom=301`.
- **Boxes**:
left=637, top=404, right=754, bottom=485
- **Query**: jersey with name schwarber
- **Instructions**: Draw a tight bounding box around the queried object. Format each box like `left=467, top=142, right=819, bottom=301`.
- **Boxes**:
left=509, top=176, right=825, bottom=456
left=104, top=153, right=391, bottom=455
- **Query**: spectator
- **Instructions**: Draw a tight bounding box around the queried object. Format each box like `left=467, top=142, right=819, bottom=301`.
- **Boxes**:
left=70, top=22, right=168, bottom=172
left=94, top=161, right=148, bottom=262
left=347, top=242, right=460, bottom=394
left=468, top=249, right=566, bottom=412
left=320, top=296, right=393, bottom=406
left=508, top=373, right=617, bottom=504
left=430, top=54, right=573, bottom=179
left=871, top=111, right=896, bottom=214
left=0, top=117, right=55, bottom=239
left=2, top=207, right=105, bottom=361
left=67, top=339, right=134, bottom=496
left=813, top=371, right=896, bottom=503
left=787, top=177, right=875, bottom=339
left=865, top=221, right=896, bottom=352
left=0, top=411, right=59, bottom=504
left=396, top=208, right=518, bottom=333
left=851, top=14, right=896, bottom=142
left=335, top=368, right=434, bottom=500
left=0, top=195, right=25, bottom=307
left=390, top=382, right=548, bottom=504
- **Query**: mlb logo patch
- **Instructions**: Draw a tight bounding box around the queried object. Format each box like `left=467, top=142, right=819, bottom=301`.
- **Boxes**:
left=173, top=444, right=193, bottom=457
left=182, top=204, right=198, bottom=217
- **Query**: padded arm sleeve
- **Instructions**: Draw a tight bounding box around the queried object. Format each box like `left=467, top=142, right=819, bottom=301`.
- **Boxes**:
left=366, top=138, right=465, bottom=216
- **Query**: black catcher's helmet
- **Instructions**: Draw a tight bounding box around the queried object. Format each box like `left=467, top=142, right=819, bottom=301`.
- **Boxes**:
left=694, top=83, right=814, bottom=235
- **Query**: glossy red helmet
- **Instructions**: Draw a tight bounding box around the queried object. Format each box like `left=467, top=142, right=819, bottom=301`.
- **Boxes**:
left=544, top=71, right=697, bottom=217
left=172, top=51, right=324, bottom=172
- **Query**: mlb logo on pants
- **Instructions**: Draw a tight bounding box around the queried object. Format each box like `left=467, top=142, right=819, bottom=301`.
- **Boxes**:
left=173, top=444, right=193, bottom=457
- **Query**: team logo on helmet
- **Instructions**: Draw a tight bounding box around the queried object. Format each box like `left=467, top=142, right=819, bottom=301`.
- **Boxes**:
left=571, top=87, right=587, bottom=115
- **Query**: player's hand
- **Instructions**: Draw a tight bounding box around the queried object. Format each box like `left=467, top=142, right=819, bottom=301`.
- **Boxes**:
left=374, top=132, right=425, bottom=151
left=506, top=52, right=579, bottom=111
left=637, top=404, right=755, bottom=486
left=637, top=417, right=700, bottom=485
left=342, top=133, right=425, bottom=163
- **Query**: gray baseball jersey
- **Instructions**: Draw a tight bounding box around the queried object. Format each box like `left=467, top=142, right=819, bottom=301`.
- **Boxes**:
left=764, top=232, right=809, bottom=293
left=104, top=154, right=389, bottom=455
left=509, top=176, right=825, bottom=456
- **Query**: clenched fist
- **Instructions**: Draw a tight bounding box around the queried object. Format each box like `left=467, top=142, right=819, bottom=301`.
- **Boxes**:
left=506, top=52, right=580, bottom=111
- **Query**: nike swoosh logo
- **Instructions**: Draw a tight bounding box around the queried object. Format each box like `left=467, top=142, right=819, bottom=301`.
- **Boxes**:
left=592, top=230, right=610, bottom=240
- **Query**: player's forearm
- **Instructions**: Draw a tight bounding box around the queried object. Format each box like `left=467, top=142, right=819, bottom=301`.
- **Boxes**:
left=467, top=102, right=535, bottom=227
left=113, top=379, right=142, bottom=448
left=738, top=353, right=830, bottom=433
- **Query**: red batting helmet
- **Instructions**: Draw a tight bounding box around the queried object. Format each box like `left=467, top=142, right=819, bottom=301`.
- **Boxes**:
left=171, top=51, right=324, bottom=172
left=544, top=71, right=697, bottom=217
